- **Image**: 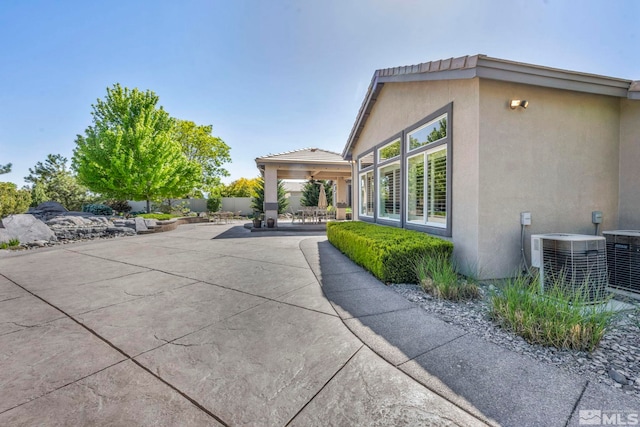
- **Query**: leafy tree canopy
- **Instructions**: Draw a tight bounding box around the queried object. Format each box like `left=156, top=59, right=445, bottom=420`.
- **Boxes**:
left=24, top=154, right=94, bottom=210
left=250, top=177, right=288, bottom=214
left=0, top=163, right=11, bottom=175
left=173, top=119, right=231, bottom=194
left=221, top=177, right=260, bottom=197
left=72, top=84, right=201, bottom=212
left=300, top=179, right=333, bottom=207
left=0, top=182, right=31, bottom=218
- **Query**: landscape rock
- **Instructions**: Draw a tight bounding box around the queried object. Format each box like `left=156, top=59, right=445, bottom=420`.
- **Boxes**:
left=134, top=217, right=148, bottom=232
left=0, top=214, right=57, bottom=243
left=35, top=201, right=68, bottom=214
left=609, top=367, right=629, bottom=385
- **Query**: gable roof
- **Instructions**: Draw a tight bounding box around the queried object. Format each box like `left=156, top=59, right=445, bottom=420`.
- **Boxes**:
left=343, top=54, right=640, bottom=159
left=256, top=148, right=346, bottom=164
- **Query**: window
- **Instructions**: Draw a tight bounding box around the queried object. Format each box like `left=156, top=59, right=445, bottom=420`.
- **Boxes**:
left=359, top=170, right=374, bottom=217
left=378, top=139, right=400, bottom=161
left=359, top=151, right=374, bottom=169
left=378, top=162, right=401, bottom=220
left=407, top=114, right=447, bottom=152
left=406, top=147, right=447, bottom=227
left=356, top=103, right=451, bottom=235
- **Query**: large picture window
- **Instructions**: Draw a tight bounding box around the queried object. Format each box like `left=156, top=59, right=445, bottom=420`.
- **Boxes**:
left=356, top=103, right=451, bottom=236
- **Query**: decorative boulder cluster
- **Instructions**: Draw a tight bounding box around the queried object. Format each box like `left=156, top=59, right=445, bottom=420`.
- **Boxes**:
left=0, top=201, right=155, bottom=247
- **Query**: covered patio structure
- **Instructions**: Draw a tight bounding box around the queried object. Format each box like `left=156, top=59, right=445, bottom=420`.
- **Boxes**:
left=255, top=148, right=352, bottom=226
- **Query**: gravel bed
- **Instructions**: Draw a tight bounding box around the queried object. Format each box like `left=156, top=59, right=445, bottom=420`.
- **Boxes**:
left=389, top=282, right=640, bottom=400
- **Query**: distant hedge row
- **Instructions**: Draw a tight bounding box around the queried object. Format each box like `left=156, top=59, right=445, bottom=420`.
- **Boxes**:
left=326, top=221, right=453, bottom=283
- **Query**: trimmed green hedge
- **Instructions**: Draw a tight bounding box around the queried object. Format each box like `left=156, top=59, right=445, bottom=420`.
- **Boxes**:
left=326, top=221, right=453, bottom=283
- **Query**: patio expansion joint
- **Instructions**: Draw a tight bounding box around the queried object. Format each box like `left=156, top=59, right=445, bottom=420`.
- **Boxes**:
left=284, top=344, right=365, bottom=426
left=0, top=273, right=230, bottom=426
left=396, top=332, right=471, bottom=368
left=565, top=380, right=590, bottom=427
left=0, top=359, right=126, bottom=416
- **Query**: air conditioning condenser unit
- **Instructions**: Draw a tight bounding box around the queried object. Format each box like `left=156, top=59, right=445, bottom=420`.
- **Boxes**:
left=531, top=233, right=608, bottom=302
left=602, top=230, right=640, bottom=297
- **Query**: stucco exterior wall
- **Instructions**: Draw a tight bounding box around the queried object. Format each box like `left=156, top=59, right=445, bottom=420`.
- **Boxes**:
left=478, top=80, right=621, bottom=278
left=618, top=99, right=640, bottom=228
left=350, top=79, right=481, bottom=276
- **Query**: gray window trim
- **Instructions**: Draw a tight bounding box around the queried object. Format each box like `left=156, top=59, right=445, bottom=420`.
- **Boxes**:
left=356, top=103, right=452, bottom=237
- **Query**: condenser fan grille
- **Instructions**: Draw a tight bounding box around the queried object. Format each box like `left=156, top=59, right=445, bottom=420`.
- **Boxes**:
left=604, top=232, right=640, bottom=295
left=540, top=238, right=608, bottom=301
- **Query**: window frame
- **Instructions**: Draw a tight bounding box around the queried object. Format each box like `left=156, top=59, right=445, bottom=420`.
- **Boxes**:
left=355, top=103, right=452, bottom=236
left=404, top=104, right=452, bottom=236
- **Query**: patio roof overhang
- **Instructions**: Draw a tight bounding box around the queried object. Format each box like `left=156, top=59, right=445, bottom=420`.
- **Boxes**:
left=255, top=148, right=352, bottom=180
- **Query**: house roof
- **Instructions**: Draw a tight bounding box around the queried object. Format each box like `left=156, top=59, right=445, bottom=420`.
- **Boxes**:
left=255, top=147, right=351, bottom=180
left=256, top=148, right=346, bottom=164
left=343, top=54, right=640, bottom=159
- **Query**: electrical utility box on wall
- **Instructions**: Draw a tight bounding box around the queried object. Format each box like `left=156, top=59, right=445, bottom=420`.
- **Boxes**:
left=531, top=233, right=608, bottom=302
left=602, top=230, right=640, bottom=297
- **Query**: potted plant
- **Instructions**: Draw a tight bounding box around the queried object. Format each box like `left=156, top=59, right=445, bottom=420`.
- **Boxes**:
left=252, top=212, right=262, bottom=228
left=345, top=207, right=353, bottom=220
left=266, top=217, right=275, bottom=228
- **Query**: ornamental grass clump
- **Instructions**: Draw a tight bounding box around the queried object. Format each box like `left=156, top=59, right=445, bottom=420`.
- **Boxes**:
left=489, top=274, right=614, bottom=351
left=0, top=238, right=20, bottom=249
left=414, top=254, right=480, bottom=301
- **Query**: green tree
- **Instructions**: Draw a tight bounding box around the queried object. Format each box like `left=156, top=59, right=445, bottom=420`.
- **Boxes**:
left=300, top=179, right=333, bottom=207
left=0, top=182, right=31, bottom=218
left=73, top=84, right=201, bottom=213
left=221, top=177, right=260, bottom=197
left=173, top=119, right=231, bottom=194
left=0, top=163, right=11, bottom=175
left=250, top=177, right=288, bottom=215
left=24, top=154, right=94, bottom=210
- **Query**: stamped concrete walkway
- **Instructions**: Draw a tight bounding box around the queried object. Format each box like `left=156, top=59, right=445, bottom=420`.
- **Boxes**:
left=0, top=223, right=637, bottom=426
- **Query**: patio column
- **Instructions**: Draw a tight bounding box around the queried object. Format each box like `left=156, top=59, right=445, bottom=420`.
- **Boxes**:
left=264, top=164, right=279, bottom=226
left=335, top=176, right=348, bottom=220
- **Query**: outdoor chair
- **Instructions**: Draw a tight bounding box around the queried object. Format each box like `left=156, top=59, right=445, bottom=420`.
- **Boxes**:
left=290, top=207, right=303, bottom=224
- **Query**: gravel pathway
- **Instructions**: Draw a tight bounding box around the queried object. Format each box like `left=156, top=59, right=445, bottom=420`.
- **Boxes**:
left=390, top=283, right=640, bottom=400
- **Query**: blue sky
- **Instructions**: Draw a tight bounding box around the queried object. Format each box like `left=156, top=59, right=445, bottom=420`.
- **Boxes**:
left=1, top=0, right=638, bottom=188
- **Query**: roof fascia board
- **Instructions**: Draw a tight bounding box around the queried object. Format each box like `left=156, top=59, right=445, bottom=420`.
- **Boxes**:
left=342, top=78, right=384, bottom=160
left=256, top=158, right=350, bottom=166
left=477, top=57, right=630, bottom=97
left=377, top=68, right=478, bottom=84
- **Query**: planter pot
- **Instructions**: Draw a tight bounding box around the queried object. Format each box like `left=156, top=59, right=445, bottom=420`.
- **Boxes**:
left=346, top=213, right=352, bottom=220
left=266, top=218, right=275, bottom=228
left=253, top=218, right=262, bottom=228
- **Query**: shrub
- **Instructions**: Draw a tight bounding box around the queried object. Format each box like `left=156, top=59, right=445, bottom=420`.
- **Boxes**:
left=327, top=221, right=453, bottom=283
left=135, top=213, right=176, bottom=220
left=489, top=274, right=615, bottom=351
left=0, top=182, right=31, bottom=218
left=82, top=203, right=113, bottom=216
left=0, top=238, right=20, bottom=249
left=415, top=254, right=480, bottom=301
left=106, top=200, right=132, bottom=213
left=207, top=196, right=221, bottom=212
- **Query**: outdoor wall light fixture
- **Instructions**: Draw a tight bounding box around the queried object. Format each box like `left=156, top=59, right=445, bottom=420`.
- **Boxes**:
left=510, top=99, right=529, bottom=109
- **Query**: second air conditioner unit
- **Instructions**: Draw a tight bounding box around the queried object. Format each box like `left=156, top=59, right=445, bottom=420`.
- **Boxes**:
left=602, top=230, right=640, bottom=297
left=531, top=233, right=608, bottom=302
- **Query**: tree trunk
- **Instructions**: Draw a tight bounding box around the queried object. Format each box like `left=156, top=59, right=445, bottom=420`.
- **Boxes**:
left=146, top=199, right=151, bottom=213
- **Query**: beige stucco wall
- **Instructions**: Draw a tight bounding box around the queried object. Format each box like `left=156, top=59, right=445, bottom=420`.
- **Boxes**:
left=618, top=99, right=640, bottom=228
left=478, top=80, right=621, bottom=278
left=350, top=79, right=481, bottom=276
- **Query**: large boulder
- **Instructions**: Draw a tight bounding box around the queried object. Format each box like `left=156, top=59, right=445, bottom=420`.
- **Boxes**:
left=35, top=201, right=68, bottom=213
left=0, top=214, right=57, bottom=243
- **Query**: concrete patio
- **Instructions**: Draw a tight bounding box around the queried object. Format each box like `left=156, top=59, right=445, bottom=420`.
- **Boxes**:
left=0, top=222, right=637, bottom=426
